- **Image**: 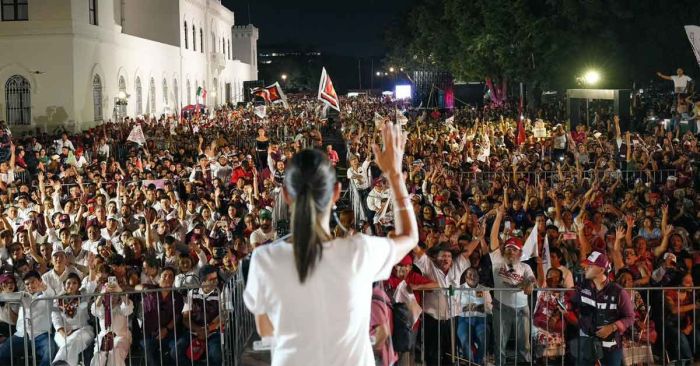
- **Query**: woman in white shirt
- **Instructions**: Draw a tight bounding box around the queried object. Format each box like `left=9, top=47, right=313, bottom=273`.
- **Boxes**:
left=244, top=122, right=418, bottom=366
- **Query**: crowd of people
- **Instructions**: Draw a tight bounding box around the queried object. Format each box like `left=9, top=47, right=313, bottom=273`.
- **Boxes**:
left=0, top=82, right=696, bottom=366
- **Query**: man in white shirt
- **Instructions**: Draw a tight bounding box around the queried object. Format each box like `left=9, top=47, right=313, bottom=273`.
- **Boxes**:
left=657, top=68, right=693, bottom=94
left=490, top=206, right=536, bottom=365
left=249, top=210, right=277, bottom=247
left=413, top=235, right=480, bottom=365
left=0, top=271, right=57, bottom=366
left=41, top=249, right=82, bottom=295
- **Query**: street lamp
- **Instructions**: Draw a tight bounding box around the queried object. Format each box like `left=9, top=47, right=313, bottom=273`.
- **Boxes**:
left=582, top=70, right=601, bottom=85
left=375, top=71, right=381, bottom=76
left=281, top=74, right=287, bottom=81
left=389, top=67, right=395, bottom=73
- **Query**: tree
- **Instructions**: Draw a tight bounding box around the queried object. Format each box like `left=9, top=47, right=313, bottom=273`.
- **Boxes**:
left=386, top=0, right=698, bottom=91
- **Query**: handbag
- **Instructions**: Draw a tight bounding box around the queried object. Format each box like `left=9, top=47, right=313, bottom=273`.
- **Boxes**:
left=100, top=331, right=115, bottom=352
left=569, top=336, right=604, bottom=363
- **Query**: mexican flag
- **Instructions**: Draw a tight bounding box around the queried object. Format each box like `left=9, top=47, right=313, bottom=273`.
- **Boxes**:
left=196, top=86, right=207, bottom=100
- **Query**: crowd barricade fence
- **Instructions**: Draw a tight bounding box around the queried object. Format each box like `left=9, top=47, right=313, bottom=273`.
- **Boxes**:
left=415, top=286, right=696, bottom=366
left=455, top=169, right=677, bottom=187
left=0, top=269, right=255, bottom=366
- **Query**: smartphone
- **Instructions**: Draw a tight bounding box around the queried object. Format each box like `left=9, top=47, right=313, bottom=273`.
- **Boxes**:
left=504, top=221, right=512, bottom=231
left=556, top=298, right=567, bottom=311
left=107, top=276, right=117, bottom=287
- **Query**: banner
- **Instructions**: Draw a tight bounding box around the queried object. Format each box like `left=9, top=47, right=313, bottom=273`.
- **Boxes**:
left=250, top=87, right=270, bottom=102
left=127, top=124, right=146, bottom=145
left=265, top=82, right=288, bottom=107
left=685, top=25, right=700, bottom=66
left=317, top=67, right=340, bottom=112
left=142, top=179, right=167, bottom=189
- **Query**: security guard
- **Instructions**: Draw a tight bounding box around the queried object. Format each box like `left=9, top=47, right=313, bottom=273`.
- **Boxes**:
left=568, top=251, right=634, bottom=366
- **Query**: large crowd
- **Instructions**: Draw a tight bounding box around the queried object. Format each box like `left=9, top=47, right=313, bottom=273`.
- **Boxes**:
left=0, top=80, right=696, bottom=366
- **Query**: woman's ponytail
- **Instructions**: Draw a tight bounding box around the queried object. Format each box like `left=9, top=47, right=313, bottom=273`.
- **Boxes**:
left=285, top=149, right=336, bottom=284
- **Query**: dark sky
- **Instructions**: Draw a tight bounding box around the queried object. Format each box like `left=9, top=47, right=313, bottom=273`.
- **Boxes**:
left=222, top=0, right=410, bottom=56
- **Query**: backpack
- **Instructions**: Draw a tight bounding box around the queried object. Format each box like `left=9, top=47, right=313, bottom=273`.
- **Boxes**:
left=372, top=295, right=413, bottom=352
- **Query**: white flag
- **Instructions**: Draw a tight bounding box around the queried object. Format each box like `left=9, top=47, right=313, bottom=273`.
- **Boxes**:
left=476, top=135, right=491, bottom=162
left=445, top=115, right=455, bottom=126
left=685, top=25, right=700, bottom=66
left=254, top=105, right=266, bottom=119
left=127, top=124, right=146, bottom=145
left=374, top=112, right=385, bottom=129
left=521, top=222, right=551, bottom=274
left=396, top=109, right=408, bottom=125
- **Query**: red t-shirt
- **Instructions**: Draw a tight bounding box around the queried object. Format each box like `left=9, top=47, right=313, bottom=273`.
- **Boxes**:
left=387, top=271, right=434, bottom=306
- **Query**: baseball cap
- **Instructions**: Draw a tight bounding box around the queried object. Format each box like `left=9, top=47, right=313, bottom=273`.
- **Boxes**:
left=668, top=175, right=677, bottom=181
left=397, top=255, right=413, bottom=266
left=582, top=251, right=609, bottom=268
left=504, top=237, right=523, bottom=251
left=259, top=209, right=272, bottom=221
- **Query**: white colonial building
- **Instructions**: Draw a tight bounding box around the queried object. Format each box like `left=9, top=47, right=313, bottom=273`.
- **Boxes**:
left=0, top=0, right=258, bottom=133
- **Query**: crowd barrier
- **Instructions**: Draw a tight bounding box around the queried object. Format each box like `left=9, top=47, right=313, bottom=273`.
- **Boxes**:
left=0, top=269, right=254, bottom=366
left=456, top=169, right=677, bottom=187
left=412, top=286, right=698, bottom=366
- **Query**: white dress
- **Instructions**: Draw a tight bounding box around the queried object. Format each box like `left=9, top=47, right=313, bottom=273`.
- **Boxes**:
left=244, top=234, right=398, bottom=366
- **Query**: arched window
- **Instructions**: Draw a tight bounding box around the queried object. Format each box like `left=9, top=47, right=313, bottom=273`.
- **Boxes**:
left=212, top=32, right=216, bottom=52
left=162, top=78, right=168, bottom=105
left=228, top=39, right=231, bottom=59
left=184, top=21, right=188, bottom=49
left=200, top=28, right=203, bottom=53
left=5, top=75, right=30, bottom=125
left=186, top=80, right=191, bottom=105
left=149, top=78, right=156, bottom=114
left=118, top=76, right=127, bottom=118
left=135, top=77, right=142, bottom=116
left=173, top=79, right=179, bottom=109
left=192, top=25, right=196, bottom=51
left=92, top=75, right=103, bottom=122
left=213, top=77, right=218, bottom=105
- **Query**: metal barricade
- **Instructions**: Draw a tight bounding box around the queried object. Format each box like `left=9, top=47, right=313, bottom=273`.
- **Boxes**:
left=0, top=282, right=244, bottom=366
left=221, top=269, right=255, bottom=366
left=415, top=286, right=699, bottom=366
left=457, top=169, right=677, bottom=188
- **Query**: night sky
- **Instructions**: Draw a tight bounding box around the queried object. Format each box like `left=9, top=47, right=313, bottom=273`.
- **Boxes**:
left=222, top=0, right=410, bottom=56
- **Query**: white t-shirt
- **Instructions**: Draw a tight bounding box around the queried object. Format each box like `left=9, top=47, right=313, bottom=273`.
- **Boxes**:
left=244, top=234, right=398, bottom=366
left=671, top=75, right=692, bottom=93
left=489, top=249, right=535, bottom=308
left=249, top=228, right=277, bottom=247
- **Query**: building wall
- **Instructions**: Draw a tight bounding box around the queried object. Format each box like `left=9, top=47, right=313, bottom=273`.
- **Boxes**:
left=0, top=0, right=258, bottom=133
left=121, top=0, right=181, bottom=47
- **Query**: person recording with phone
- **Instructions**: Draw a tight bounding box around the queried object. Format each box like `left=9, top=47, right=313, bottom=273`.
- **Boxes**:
left=91, top=271, right=134, bottom=366
left=244, top=122, right=418, bottom=365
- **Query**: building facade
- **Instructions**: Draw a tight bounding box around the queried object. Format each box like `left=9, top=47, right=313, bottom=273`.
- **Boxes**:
left=0, top=0, right=258, bottom=133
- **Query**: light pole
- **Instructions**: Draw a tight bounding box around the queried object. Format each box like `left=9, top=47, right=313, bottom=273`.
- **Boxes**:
left=577, top=69, right=601, bottom=125
left=281, top=74, right=287, bottom=88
